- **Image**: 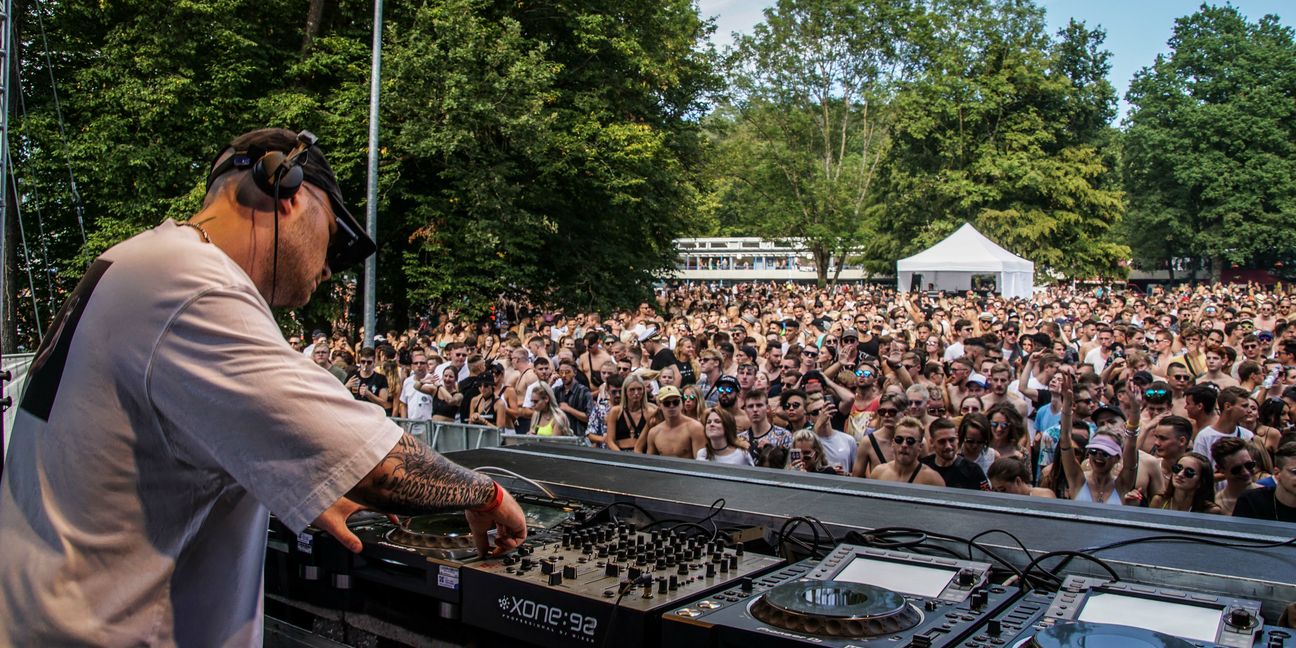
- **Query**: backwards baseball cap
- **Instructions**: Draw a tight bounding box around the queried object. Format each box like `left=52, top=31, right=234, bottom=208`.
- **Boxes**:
left=715, top=374, right=740, bottom=390
left=206, top=128, right=376, bottom=273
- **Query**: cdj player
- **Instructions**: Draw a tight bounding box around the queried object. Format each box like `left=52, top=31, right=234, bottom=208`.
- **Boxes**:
left=662, top=543, right=1021, bottom=648
left=956, top=575, right=1293, bottom=648
left=343, top=493, right=597, bottom=608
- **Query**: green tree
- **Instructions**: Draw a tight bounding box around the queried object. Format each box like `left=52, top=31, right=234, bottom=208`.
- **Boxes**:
left=385, top=0, right=718, bottom=317
left=8, top=0, right=718, bottom=348
left=714, top=0, right=921, bottom=286
left=873, top=0, right=1127, bottom=280
left=1123, top=4, right=1296, bottom=280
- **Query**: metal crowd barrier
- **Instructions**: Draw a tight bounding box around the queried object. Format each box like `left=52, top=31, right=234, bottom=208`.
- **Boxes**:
left=388, top=418, right=590, bottom=453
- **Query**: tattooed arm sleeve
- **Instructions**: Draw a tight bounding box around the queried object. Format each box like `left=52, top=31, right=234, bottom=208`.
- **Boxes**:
left=348, top=433, right=495, bottom=516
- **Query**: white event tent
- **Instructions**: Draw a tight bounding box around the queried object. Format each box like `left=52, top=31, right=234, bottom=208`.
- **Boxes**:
left=896, top=223, right=1035, bottom=299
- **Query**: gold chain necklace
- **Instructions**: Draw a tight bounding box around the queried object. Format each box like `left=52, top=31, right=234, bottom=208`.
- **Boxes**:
left=178, top=221, right=211, bottom=243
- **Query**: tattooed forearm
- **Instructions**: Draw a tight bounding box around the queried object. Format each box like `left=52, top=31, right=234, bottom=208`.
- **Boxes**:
left=351, top=434, right=495, bottom=516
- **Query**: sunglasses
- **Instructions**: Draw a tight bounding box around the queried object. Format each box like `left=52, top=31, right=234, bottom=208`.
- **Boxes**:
left=876, top=408, right=900, bottom=417
left=963, top=438, right=985, bottom=446
left=1087, top=448, right=1116, bottom=459
left=1171, top=374, right=1190, bottom=381
left=1229, top=460, right=1258, bottom=476
left=892, top=435, right=920, bottom=446
left=785, top=401, right=804, bottom=410
left=684, top=395, right=697, bottom=401
left=927, top=407, right=946, bottom=415
left=1170, top=464, right=1199, bottom=479
left=717, top=386, right=736, bottom=394
left=990, top=421, right=1010, bottom=429
left=660, top=399, right=682, bottom=407
left=1144, top=388, right=1168, bottom=398
left=856, top=369, right=874, bottom=378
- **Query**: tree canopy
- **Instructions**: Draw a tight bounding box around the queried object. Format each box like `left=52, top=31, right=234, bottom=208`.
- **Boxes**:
left=1123, top=4, right=1296, bottom=280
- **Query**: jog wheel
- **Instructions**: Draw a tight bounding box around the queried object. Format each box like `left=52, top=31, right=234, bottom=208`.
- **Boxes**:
left=385, top=513, right=476, bottom=551
left=749, top=580, right=922, bottom=637
left=1021, top=621, right=1197, bottom=648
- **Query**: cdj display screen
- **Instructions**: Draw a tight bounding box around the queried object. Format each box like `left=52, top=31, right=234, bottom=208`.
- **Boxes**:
left=834, top=556, right=957, bottom=598
left=1076, top=592, right=1223, bottom=642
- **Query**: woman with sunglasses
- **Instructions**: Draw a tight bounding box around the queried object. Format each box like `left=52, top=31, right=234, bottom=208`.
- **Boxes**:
left=1150, top=452, right=1221, bottom=514
left=957, top=413, right=998, bottom=475
left=987, top=403, right=1028, bottom=463
left=1056, top=373, right=1139, bottom=506
left=681, top=384, right=706, bottom=422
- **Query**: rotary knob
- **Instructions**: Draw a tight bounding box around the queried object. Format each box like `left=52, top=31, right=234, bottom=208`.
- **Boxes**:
left=1227, top=608, right=1255, bottom=629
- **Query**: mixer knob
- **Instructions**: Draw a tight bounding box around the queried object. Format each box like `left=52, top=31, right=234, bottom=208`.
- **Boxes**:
left=735, top=542, right=745, bottom=556
left=517, top=546, right=532, bottom=557
left=924, top=600, right=938, bottom=612
left=606, top=563, right=621, bottom=577
left=740, top=577, right=754, bottom=592
left=1227, top=608, right=1255, bottom=629
left=629, top=566, right=643, bottom=580
left=728, top=555, right=738, bottom=570
left=666, top=555, right=677, bottom=567
left=583, top=543, right=594, bottom=555
left=637, top=555, right=649, bottom=566
left=988, top=619, right=1002, bottom=636
left=548, top=572, right=563, bottom=586
left=706, top=563, right=716, bottom=578
left=541, top=561, right=557, bottom=575
left=521, top=558, right=535, bottom=570
left=598, top=546, right=610, bottom=558
left=616, top=550, right=628, bottom=562
left=677, top=563, right=690, bottom=576
left=563, top=565, right=578, bottom=580
left=956, top=569, right=976, bottom=587
left=656, top=558, right=668, bottom=571
left=658, top=578, right=669, bottom=594
left=642, top=581, right=654, bottom=598
left=971, top=590, right=988, bottom=610
left=719, top=560, right=730, bottom=574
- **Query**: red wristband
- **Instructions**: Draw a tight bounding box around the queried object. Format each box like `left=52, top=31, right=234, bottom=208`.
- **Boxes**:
left=470, top=481, right=504, bottom=513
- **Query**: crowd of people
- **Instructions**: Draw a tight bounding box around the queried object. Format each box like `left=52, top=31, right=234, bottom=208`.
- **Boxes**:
left=292, top=281, right=1296, bottom=523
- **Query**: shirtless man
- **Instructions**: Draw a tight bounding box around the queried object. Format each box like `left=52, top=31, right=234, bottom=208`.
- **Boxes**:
left=982, top=363, right=1028, bottom=419
left=1196, top=345, right=1239, bottom=389
left=506, top=347, right=538, bottom=434
left=869, top=417, right=945, bottom=486
left=577, top=332, right=615, bottom=388
left=636, top=386, right=705, bottom=458
left=852, top=392, right=908, bottom=477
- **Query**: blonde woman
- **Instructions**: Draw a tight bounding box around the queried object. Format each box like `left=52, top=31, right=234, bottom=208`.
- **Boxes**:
left=681, top=384, right=705, bottom=422
left=605, top=375, right=658, bottom=451
left=530, top=381, right=571, bottom=437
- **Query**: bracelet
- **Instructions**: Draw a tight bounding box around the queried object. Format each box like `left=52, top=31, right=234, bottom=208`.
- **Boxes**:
left=1125, top=420, right=1140, bottom=432
left=470, top=481, right=504, bottom=513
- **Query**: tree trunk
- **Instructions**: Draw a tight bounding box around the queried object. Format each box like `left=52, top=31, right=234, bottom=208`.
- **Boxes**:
left=301, top=0, right=328, bottom=55
left=2, top=0, right=21, bottom=355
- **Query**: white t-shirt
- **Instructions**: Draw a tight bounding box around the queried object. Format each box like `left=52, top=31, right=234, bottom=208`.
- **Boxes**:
left=1083, top=347, right=1111, bottom=372
left=943, top=341, right=965, bottom=362
left=401, top=375, right=436, bottom=420
left=696, top=447, right=756, bottom=466
left=0, top=221, right=401, bottom=646
left=816, top=430, right=858, bottom=473
left=1193, top=425, right=1255, bottom=468
left=433, top=360, right=471, bottom=383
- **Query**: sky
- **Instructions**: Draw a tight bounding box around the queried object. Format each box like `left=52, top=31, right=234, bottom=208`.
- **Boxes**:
left=697, top=0, right=1296, bottom=122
